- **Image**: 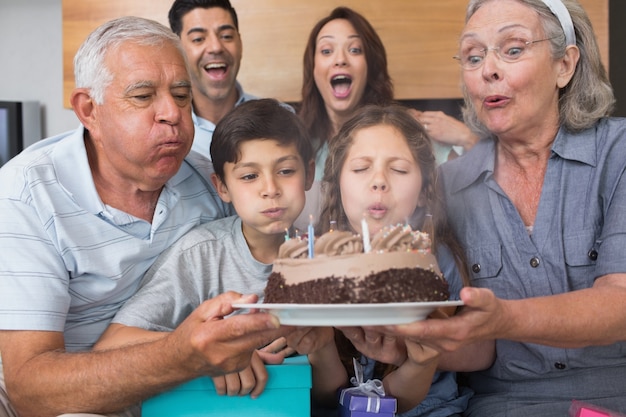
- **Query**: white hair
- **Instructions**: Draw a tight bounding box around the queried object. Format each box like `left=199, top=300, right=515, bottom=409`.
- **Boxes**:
left=73, top=16, right=186, bottom=104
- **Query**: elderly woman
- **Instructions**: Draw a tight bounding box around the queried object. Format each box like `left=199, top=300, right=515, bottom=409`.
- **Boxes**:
left=385, top=0, right=626, bottom=416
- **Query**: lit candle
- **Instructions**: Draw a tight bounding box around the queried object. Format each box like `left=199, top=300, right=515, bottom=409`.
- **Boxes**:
left=308, top=215, right=315, bottom=258
left=284, top=228, right=290, bottom=242
left=361, top=215, right=371, bottom=253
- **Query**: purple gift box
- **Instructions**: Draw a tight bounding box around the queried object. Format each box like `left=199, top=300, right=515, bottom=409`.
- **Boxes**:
left=338, top=358, right=397, bottom=417
left=339, top=389, right=397, bottom=417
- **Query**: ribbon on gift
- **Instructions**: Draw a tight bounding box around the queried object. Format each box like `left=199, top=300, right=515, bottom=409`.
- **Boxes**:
left=339, top=358, right=386, bottom=413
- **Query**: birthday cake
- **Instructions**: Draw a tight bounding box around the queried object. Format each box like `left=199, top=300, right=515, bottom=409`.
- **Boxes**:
left=263, top=224, right=449, bottom=304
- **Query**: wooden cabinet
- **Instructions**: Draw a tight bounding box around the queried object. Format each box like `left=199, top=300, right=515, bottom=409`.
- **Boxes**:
left=62, top=0, right=608, bottom=107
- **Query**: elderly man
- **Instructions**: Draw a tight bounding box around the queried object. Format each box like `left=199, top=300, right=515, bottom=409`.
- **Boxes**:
left=0, top=16, right=287, bottom=417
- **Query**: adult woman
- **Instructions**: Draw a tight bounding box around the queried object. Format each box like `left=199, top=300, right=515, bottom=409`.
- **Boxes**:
left=389, top=0, right=626, bottom=415
left=294, top=6, right=477, bottom=229
left=299, top=7, right=393, bottom=155
left=293, top=6, right=394, bottom=230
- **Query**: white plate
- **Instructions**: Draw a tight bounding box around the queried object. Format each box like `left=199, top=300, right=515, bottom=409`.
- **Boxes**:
left=232, top=301, right=463, bottom=326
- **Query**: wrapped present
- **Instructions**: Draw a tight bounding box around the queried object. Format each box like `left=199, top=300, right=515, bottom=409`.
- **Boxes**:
left=142, top=355, right=311, bottom=417
left=339, top=359, right=397, bottom=417
left=570, top=400, right=626, bottom=417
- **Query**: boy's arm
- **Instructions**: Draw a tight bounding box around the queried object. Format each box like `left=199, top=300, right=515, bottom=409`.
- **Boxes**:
left=287, top=327, right=347, bottom=407
left=309, top=338, right=347, bottom=407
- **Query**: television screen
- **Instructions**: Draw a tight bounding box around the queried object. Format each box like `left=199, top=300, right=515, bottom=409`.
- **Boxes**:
left=0, top=104, right=19, bottom=166
left=0, top=101, right=41, bottom=167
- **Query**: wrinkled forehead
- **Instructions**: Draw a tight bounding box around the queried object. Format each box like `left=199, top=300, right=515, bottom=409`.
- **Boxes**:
left=106, top=39, right=184, bottom=64
left=104, top=41, right=189, bottom=87
left=462, top=0, right=543, bottom=42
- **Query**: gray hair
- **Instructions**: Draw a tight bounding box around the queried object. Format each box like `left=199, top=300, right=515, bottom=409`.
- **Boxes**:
left=461, top=0, right=614, bottom=136
left=73, top=16, right=186, bottom=104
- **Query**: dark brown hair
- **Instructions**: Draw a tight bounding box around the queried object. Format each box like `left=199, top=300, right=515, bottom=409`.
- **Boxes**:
left=210, top=99, right=313, bottom=183
left=298, top=7, right=394, bottom=148
left=168, top=0, right=239, bottom=36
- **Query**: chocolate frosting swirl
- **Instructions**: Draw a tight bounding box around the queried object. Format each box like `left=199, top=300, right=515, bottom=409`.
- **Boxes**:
left=277, top=224, right=431, bottom=259
left=278, top=238, right=309, bottom=259
left=370, top=224, right=431, bottom=252
left=313, top=231, right=363, bottom=256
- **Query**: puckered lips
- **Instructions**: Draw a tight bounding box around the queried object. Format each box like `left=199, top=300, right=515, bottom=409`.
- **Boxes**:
left=203, top=62, right=229, bottom=80
left=483, top=95, right=509, bottom=108
left=156, top=136, right=189, bottom=158
left=331, top=74, right=352, bottom=98
left=262, top=206, right=287, bottom=219
left=367, top=202, right=388, bottom=220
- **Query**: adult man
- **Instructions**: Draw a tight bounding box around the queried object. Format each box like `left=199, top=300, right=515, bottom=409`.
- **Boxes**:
left=168, top=0, right=292, bottom=158
left=0, top=16, right=287, bottom=417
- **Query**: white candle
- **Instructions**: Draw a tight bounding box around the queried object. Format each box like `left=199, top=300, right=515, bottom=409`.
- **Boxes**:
left=308, top=215, right=314, bottom=258
left=361, top=216, right=371, bottom=253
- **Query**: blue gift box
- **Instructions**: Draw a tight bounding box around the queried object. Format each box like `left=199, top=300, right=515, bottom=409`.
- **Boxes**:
left=339, top=389, right=397, bottom=417
left=142, top=355, right=311, bottom=417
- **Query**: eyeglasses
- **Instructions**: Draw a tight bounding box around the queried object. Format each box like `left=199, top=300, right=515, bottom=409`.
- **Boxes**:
left=453, top=37, right=557, bottom=70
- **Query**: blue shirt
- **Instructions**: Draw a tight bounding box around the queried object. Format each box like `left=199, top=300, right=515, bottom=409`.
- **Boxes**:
left=190, top=82, right=294, bottom=159
left=440, top=118, right=626, bottom=415
left=0, top=126, right=232, bottom=351
left=190, top=82, right=259, bottom=159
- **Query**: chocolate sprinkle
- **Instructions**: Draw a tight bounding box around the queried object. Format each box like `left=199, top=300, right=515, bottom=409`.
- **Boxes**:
left=264, top=268, right=449, bottom=304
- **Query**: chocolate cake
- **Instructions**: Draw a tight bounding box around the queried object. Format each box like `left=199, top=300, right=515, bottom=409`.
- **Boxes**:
left=264, top=224, right=448, bottom=304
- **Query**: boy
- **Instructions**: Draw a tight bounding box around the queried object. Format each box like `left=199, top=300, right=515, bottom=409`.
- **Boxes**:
left=95, top=99, right=315, bottom=397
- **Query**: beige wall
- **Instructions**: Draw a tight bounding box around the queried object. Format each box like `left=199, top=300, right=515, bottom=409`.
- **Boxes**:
left=62, top=0, right=609, bottom=107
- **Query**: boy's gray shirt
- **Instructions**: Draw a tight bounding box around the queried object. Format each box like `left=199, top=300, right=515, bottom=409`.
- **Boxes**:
left=112, top=215, right=272, bottom=331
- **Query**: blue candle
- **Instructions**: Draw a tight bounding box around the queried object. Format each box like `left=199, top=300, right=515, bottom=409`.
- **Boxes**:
left=308, top=215, right=314, bottom=258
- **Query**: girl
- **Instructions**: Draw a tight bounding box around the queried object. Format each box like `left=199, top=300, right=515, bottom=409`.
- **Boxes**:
left=310, top=104, right=480, bottom=416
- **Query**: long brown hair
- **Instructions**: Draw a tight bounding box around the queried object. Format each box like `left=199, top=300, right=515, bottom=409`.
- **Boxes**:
left=298, top=7, right=394, bottom=148
left=318, top=104, right=470, bottom=378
